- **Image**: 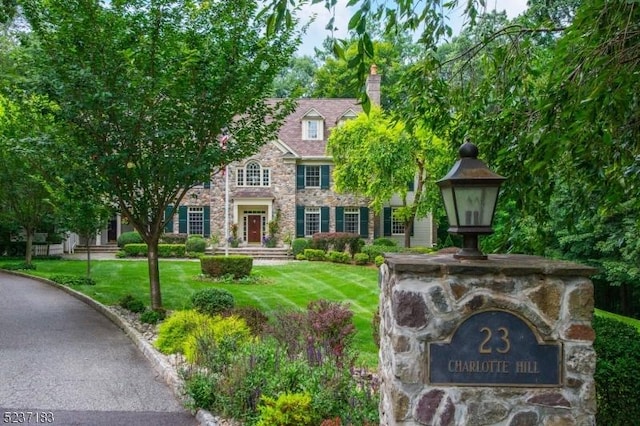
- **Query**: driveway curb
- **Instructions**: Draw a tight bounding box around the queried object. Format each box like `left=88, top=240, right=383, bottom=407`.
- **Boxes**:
left=1, top=270, right=220, bottom=426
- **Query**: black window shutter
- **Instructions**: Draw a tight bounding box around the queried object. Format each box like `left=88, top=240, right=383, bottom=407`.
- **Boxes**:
left=296, top=205, right=305, bottom=237
left=164, top=206, right=174, bottom=233
left=178, top=206, right=188, bottom=234
left=383, top=207, right=392, bottom=237
left=321, top=206, right=330, bottom=232
left=360, top=207, right=369, bottom=237
left=204, top=181, right=211, bottom=189
left=321, top=165, right=330, bottom=189
left=408, top=179, right=415, bottom=192
left=335, top=207, right=344, bottom=232
left=203, top=206, right=211, bottom=237
left=296, top=165, right=305, bottom=189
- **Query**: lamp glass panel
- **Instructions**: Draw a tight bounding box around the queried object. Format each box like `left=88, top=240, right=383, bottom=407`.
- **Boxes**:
left=453, top=186, right=499, bottom=227
left=440, top=186, right=458, bottom=226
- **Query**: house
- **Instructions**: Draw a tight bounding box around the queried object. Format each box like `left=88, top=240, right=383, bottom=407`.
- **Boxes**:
left=94, top=66, right=436, bottom=249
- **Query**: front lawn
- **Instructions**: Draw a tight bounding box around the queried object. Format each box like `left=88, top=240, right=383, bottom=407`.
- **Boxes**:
left=24, top=259, right=381, bottom=366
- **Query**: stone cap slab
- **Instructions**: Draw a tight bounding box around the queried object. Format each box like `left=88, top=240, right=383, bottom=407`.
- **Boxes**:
left=383, top=253, right=597, bottom=277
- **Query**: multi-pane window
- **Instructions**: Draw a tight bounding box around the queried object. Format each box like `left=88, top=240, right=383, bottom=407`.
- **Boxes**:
left=344, top=208, right=360, bottom=234
left=391, top=207, right=405, bottom=235
left=237, top=161, right=270, bottom=187
left=305, top=166, right=320, bottom=188
left=305, top=207, right=321, bottom=237
left=188, top=207, right=204, bottom=235
left=303, top=119, right=323, bottom=140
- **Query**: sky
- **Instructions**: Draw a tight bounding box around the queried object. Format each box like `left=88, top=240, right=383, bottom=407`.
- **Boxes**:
left=296, top=0, right=529, bottom=57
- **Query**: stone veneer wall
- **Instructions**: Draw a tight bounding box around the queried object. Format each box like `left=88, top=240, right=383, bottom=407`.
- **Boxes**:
left=378, top=253, right=596, bottom=426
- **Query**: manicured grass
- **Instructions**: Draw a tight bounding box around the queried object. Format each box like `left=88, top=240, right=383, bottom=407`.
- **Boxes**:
left=21, top=259, right=381, bottom=366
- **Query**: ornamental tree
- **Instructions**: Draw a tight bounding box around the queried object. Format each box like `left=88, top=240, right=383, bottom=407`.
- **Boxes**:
left=327, top=106, right=451, bottom=247
left=22, top=0, right=300, bottom=310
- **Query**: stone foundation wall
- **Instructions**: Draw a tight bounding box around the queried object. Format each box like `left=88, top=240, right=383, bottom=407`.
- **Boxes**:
left=378, top=253, right=596, bottom=426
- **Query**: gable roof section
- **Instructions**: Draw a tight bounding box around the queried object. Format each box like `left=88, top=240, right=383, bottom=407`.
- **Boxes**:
left=276, top=98, right=362, bottom=158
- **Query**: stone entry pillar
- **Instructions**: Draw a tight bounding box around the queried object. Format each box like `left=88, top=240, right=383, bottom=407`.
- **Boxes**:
left=378, top=253, right=596, bottom=426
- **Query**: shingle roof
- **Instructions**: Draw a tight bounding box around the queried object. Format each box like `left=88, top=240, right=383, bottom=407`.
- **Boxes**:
left=276, top=98, right=363, bottom=158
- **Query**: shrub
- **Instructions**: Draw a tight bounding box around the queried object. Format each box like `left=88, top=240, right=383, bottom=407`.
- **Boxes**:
left=186, top=235, right=207, bottom=253
left=155, top=310, right=212, bottom=354
left=256, top=393, right=314, bottom=426
left=201, top=255, right=253, bottom=279
left=593, top=315, right=640, bottom=425
left=373, top=238, right=397, bottom=247
left=183, top=314, right=252, bottom=364
left=402, top=246, right=436, bottom=254
left=326, top=250, right=350, bottom=264
left=310, top=232, right=362, bottom=255
left=118, top=294, right=146, bottom=313
left=354, top=253, right=370, bottom=265
left=303, top=249, right=326, bottom=261
left=292, top=238, right=310, bottom=256
left=230, top=306, right=269, bottom=335
left=50, top=274, right=96, bottom=286
left=140, top=309, right=166, bottom=324
left=307, top=300, right=356, bottom=363
left=123, top=243, right=186, bottom=257
left=1, top=262, right=36, bottom=270
left=117, top=231, right=143, bottom=248
left=161, top=233, right=188, bottom=244
left=191, top=288, right=235, bottom=316
left=374, top=255, right=385, bottom=267
left=295, top=253, right=307, bottom=261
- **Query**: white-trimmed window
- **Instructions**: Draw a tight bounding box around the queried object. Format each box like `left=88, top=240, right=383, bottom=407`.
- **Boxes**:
left=305, top=207, right=321, bottom=237
left=188, top=207, right=204, bottom=235
left=305, top=165, right=320, bottom=188
left=391, top=207, right=405, bottom=235
left=344, top=208, right=360, bottom=234
left=236, top=161, right=270, bottom=187
left=303, top=119, right=323, bottom=140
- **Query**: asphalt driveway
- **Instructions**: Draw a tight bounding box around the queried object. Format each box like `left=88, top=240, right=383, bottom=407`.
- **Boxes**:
left=0, top=272, right=197, bottom=425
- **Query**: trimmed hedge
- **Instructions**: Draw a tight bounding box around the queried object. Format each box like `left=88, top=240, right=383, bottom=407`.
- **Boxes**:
left=361, top=244, right=400, bottom=262
left=200, top=255, right=253, bottom=279
left=354, top=253, right=370, bottom=265
left=186, top=235, right=207, bottom=253
left=593, top=315, right=640, bottom=425
left=123, top=243, right=186, bottom=257
left=373, top=238, right=397, bottom=247
left=162, top=233, right=189, bottom=244
left=303, top=249, right=326, bottom=261
left=326, top=250, right=350, bottom=264
left=310, top=232, right=363, bottom=255
left=117, top=231, right=143, bottom=248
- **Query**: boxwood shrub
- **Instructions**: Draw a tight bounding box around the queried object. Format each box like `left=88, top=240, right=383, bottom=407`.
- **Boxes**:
left=593, top=315, right=640, bottom=425
left=191, top=288, right=235, bottom=316
left=186, top=235, right=207, bottom=253
left=117, top=231, right=143, bottom=248
left=327, top=250, right=350, bottom=264
left=200, top=255, right=253, bottom=279
left=354, top=253, right=370, bottom=265
left=292, top=238, right=310, bottom=256
left=123, top=243, right=186, bottom=257
left=303, top=249, right=326, bottom=261
left=161, top=233, right=188, bottom=244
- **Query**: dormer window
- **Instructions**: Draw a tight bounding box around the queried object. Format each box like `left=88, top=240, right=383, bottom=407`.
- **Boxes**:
left=237, top=160, right=270, bottom=187
left=337, top=109, right=357, bottom=126
left=301, top=109, right=324, bottom=140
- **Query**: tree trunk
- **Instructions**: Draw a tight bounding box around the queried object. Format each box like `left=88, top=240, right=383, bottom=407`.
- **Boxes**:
left=404, top=220, right=413, bottom=248
left=25, top=229, right=34, bottom=265
left=86, top=243, right=92, bottom=278
left=147, top=241, right=163, bottom=311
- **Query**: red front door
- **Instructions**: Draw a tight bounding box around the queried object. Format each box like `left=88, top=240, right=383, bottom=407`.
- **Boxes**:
left=247, top=215, right=262, bottom=243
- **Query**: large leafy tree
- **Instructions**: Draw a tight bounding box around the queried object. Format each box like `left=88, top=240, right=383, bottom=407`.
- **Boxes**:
left=328, top=106, right=451, bottom=247
left=22, top=0, right=300, bottom=310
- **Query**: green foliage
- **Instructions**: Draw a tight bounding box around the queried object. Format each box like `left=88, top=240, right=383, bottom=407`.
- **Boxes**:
left=374, top=255, right=385, bottom=267
left=117, top=231, right=143, bottom=248
left=295, top=253, right=307, bottom=261
left=291, top=238, right=310, bottom=256
left=311, top=232, right=363, bottom=255
left=200, top=255, right=253, bottom=279
left=303, top=249, right=326, bottom=261
left=402, top=246, right=436, bottom=254
left=373, top=238, right=397, bottom=247
left=327, top=251, right=350, bottom=264
left=140, top=309, right=165, bottom=324
left=161, top=233, right=188, bottom=244
left=1, top=262, right=36, bottom=270
left=190, top=288, right=235, bottom=316
left=118, top=294, right=146, bottom=313
left=354, top=253, right=370, bottom=265
left=183, top=315, right=252, bottom=364
left=593, top=315, right=640, bottom=425
left=256, top=393, right=314, bottom=426
left=230, top=306, right=269, bottom=335
left=155, top=310, right=213, bottom=355
left=50, top=274, right=96, bottom=286
left=361, top=244, right=399, bottom=262
left=123, top=243, right=186, bottom=257
left=186, top=235, right=207, bottom=253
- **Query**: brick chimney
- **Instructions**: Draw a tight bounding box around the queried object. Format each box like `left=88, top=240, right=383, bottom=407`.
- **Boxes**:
left=366, top=64, right=381, bottom=106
